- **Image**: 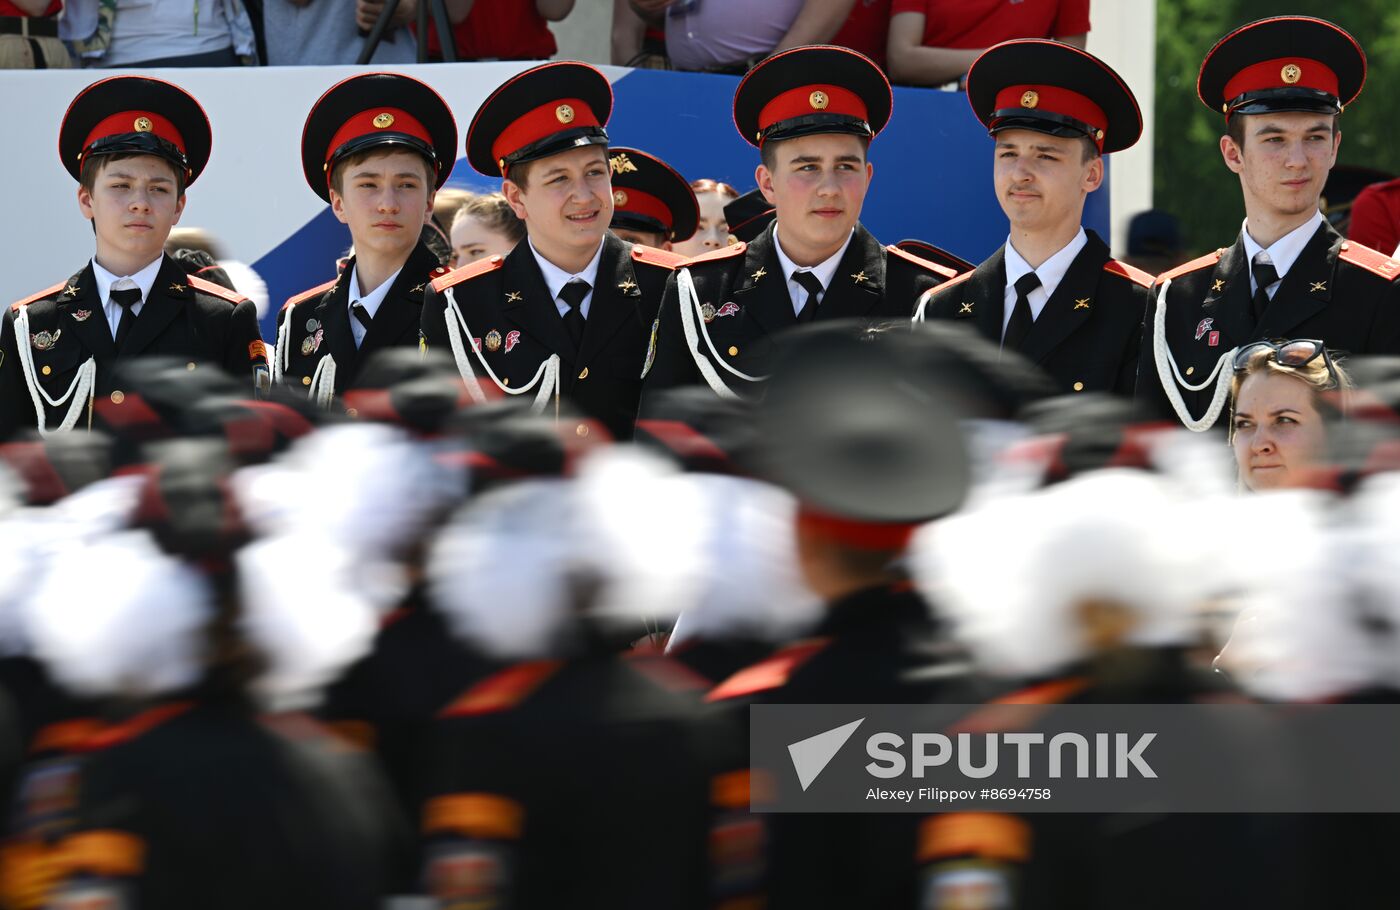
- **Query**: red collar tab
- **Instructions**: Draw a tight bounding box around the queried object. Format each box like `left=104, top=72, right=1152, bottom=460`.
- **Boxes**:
left=492, top=97, right=600, bottom=169
left=993, top=84, right=1107, bottom=149
left=758, top=84, right=868, bottom=139
left=1224, top=57, right=1338, bottom=110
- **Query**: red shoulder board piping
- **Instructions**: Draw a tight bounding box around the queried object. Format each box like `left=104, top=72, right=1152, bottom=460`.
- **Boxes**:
left=439, top=660, right=563, bottom=718
left=886, top=245, right=958, bottom=280
left=188, top=275, right=249, bottom=305
left=10, top=282, right=67, bottom=312
left=705, top=638, right=831, bottom=702
left=684, top=243, right=747, bottom=266
left=281, top=278, right=338, bottom=313
left=1158, top=250, right=1221, bottom=283
left=624, top=650, right=711, bottom=693
left=923, top=268, right=977, bottom=299
left=630, top=244, right=687, bottom=270
left=78, top=702, right=194, bottom=752
left=1103, top=259, right=1154, bottom=288
left=431, top=255, right=506, bottom=293
left=1338, top=241, right=1400, bottom=281
left=989, top=676, right=1089, bottom=706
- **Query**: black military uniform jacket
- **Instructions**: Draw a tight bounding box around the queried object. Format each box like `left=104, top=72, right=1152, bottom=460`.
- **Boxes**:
left=1135, top=221, right=1400, bottom=425
left=0, top=255, right=265, bottom=439
left=275, top=241, right=447, bottom=396
left=420, top=233, right=680, bottom=441
left=920, top=230, right=1152, bottom=397
left=640, top=222, right=954, bottom=399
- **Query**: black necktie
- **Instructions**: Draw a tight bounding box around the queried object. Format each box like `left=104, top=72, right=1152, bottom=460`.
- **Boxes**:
left=792, top=270, right=824, bottom=322
left=1002, top=271, right=1041, bottom=352
left=111, top=287, right=141, bottom=351
left=1251, top=254, right=1279, bottom=322
left=559, top=279, right=590, bottom=350
left=351, top=302, right=373, bottom=346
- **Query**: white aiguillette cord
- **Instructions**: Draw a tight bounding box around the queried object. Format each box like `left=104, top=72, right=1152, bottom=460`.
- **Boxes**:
left=12, top=307, right=95, bottom=436
left=1150, top=276, right=1239, bottom=432
left=676, top=266, right=767, bottom=399
left=442, top=287, right=559, bottom=414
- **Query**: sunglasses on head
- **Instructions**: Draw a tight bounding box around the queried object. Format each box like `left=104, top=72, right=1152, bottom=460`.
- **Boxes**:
left=1232, top=339, right=1337, bottom=385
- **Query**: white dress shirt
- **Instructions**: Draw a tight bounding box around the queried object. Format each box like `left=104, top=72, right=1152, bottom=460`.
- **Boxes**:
left=1002, top=227, right=1088, bottom=335
left=528, top=237, right=605, bottom=320
left=1241, top=211, right=1325, bottom=299
left=347, top=264, right=403, bottom=348
left=773, top=226, right=854, bottom=317
left=92, top=255, right=163, bottom=341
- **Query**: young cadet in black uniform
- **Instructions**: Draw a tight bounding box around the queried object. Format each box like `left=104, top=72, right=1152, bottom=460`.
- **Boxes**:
left=273, top=73, right=456, bottom=405
left=917, top=39, right=1153, bottom=397
left=420, top=62, right=682, bottom=442
left=1137, top=16, right=1400, bottom=430
left=0, top=77, right=266, bottom=439
left=606, top=146, right=700, bottom=251
left=640, top=45, right=957, bottom=400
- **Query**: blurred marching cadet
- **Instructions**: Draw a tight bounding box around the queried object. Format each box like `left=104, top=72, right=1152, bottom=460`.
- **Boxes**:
left=449, top=192, right=524, bottom=268
left=671, top=178, right=739, bottom=258
left=1347, top=174, right=1400, bottom=258
left=1137, top=16, right=1400, bottom=432
left=704, top=326, right=983, bottom=908
left=641, top=45, right=957, bottom=400
left=0, top=77, right=267, bottom=440
left=273, top=72, right=456, bottom=407
left=420, top=62, right=681, bottom=441
left=916, top=39, right=1151, bottom=397
left=606, top=147, right=700, bottom=251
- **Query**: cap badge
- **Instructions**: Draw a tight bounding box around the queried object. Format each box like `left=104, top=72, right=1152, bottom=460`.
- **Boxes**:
left=809, top=91, right=829, bottom=111
left=133, top=117, right=153, bottom=132
left=610, top=153, right=638, bottom=175
left=613, top=189, right=628, bottom=206
left=72, top=309, right=91, bottom=322
left=485, top=329, right=503, bottom=352
left=701, top=302, right=717, bottom=324
left=1020, top=90, right=1039, bottom=109
left=373, top=112, right=395, bottom=129
left=30, top=329, right=60, bottom=351
left=556, top=104, right=575, bottom=124
left=1281, top=63, right=1302, bottom=85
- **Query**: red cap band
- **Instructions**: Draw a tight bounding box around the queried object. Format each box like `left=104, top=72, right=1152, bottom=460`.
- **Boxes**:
left=491, top=97, right=600, bottom=169
left=797, top=506, right=917, bottom=551
left=993, top=84, right=1107, bottom=148
left=612, top=186, right=673, bottom=231
left=325, top=107, right=434, bottom=175
left=84, top=110, right=185, bottom=156
left=758, top=84, right=868, bottom=138
left=1223, top=56, right=1339, bottom=105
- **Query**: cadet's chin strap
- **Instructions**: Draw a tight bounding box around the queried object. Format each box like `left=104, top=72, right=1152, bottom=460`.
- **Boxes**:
left=13, top=307, right=96, bottom=436
left=442, top=287, right=560, bottom=414
left=911, top=285, right=936, bottom=323
left=1151, top=276, right=1239, bottom=433
left=676, top=267, right=766, bottom=399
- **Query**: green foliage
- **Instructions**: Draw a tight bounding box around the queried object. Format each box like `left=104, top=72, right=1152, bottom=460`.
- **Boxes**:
left=1154, top=0, right=1400, bottom=253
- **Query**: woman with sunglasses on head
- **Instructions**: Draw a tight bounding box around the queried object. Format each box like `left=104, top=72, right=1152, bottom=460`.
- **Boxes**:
left=1229, top=339, right=1350, bottom=491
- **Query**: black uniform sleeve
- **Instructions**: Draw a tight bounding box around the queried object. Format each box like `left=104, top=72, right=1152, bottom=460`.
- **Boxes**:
left=0, top=309, right=37, bottom=440
left=1133, top=284, right=1175, bottom=421
left=223, top=298, right=268, bottom=395
left=640, top=271, right=700, bottom=401
left=421, top=284, right=450, bottom=352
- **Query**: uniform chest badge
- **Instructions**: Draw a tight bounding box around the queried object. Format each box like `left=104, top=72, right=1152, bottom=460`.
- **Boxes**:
left=715, top=302, right=740, bottom=319
left=305, top=318, right=320, bottom=333
left=71, top=309, right=92, bottom=323
left=702, top=303, right=717, bottom=323
left=485, top=329, right=503, bottom=352
left=301, top=327, right=324, bottom=356
left=1195, top=318, right=1214, bottom=341
left=504, top=331, right=522, bottom=353
left=30, top=329, right=60, bottom=351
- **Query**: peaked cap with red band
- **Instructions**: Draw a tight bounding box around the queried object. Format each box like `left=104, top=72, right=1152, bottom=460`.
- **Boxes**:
left=606, top=147, right=699, bottom=243
left=895, top=239, right=975, bottom=276
left=466, top=61, right=613, bottom=178
left=966, top=39, right=1142, bottom=155
left=1198, top=16, right=1365, bottom=119
left=59, top=76, right=211, bottom=186
left=723, top=188, right=776, bottom=244
left=733, top=45, right=892, bottom=148
left=301, top=72, right=457, bottom=203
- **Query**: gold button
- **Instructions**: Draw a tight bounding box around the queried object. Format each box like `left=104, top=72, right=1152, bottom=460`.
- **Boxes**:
left=576, top=423, right=590, bottom=438
left=41, top=365, right=51, bottom=376
left=302, top=376, right=312, bottom=386
left=110, top=390, right=125, bottom=404
left=1186, top=366, right=1195, bottom=376
left=186, top=362, right=197, bottom=371
left=1072, top=382, right=1084, bottom=392
left=728, top=346, right=739, bottom=356
left=346, top=407, right=359, bottom=418
left=503, top=377, right=511, bottom=386
left=578, top=367, right=589, bottom=380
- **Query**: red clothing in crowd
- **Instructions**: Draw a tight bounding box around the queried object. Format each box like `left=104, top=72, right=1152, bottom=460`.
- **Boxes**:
left=0, top=0, right=61, bottom=15
left=888, top=0, right=1090, bottom=48
left=424, top=0, right=556, bottom=61
left=832, top=0, right=892, bottom=68
left=1348, top=178, right=1400, bottom=257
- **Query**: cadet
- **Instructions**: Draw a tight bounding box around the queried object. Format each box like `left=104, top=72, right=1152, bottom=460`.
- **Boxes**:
left=272, top=73, right=457, bottom=405
left=606, top=147, right=700, bottom=251
left=917, top=38, right=1152, bottom=397
left=420, top=62, right=681, bottom=442
left=0, top=76, right=266, bottom=439
left=1137, top=16, right=1400, bottom=430
left=640, top=45, right=957, bottom=400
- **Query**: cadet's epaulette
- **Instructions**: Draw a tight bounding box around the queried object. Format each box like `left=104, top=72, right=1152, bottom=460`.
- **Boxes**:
left=438, top=659, right=563, bottom=718
left=77, top=701, right=194, bottom=752
left=624, top=649, right=711, bottom=693
left=1338, top=241, right=1400, bottom=281
left=431, top=254, right=505, bottom=293
left=705, top=638, right=831, bottom=702
left=1102, top=258, right=1154, bottom=288
left=188, top=274, right=249, bottom=305
left=683, top=242, right=747, bottom=268
left=989, top=676, right=1089, bottom=706
left=630, top=244, right=687, bottom=270
left=1158, top=250, right=1221, bottom=282
left=919, top=813, right=1030, bottom=863
left=922, top=268, right=976, bottom=298
left=280, top=278, right=338, bottom=313
left=10, top=282, right=67, bottom=312
left=886, top=244, right=958, bottom=280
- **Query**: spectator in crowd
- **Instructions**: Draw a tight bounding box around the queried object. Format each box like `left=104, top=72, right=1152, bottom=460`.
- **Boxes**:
left=886, top=0, right=1088, bottom=88
left=82, top=0, right=255, bottom=67
left=631, top=0, right=860, bottom=74
left=448, top=193, right=525, bottom=268
left=262, top=0, right=417, bottom=66
left=672, top=179, right=738, bottom=258
left=0, top=0, right=72, bottom=68
left=433, top=188, right=470, bottom=233
left=1348, top=176, right=1400, bottom=258
left=422, top=0, right=574, bottom=62
left=611, top=0, right=665, bottom=67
